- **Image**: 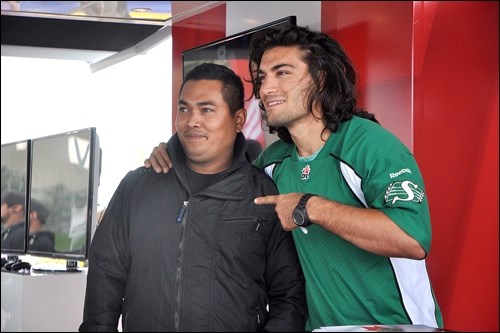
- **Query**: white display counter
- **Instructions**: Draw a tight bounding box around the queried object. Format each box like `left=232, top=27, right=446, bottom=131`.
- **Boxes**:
left=1, top=269, right=87, bottom=332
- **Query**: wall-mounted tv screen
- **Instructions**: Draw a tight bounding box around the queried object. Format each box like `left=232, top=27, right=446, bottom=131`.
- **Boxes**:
left=182, top=16, right=297, bottom=150
left=1, top=139, right=31, bottom=256
left=27, top=128, right=101, bottom=271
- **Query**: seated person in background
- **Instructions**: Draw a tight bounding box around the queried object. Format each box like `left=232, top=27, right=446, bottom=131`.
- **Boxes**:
left=1, top=190, right=26, bottom=251
left=246, top=139, right=263, bottom=161
left=79, top=63, right=306, bottom=332
left=27, top=199, right=54, bottom=252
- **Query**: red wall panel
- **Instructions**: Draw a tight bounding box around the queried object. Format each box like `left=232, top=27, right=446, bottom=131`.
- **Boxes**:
left=322, top=1, right=414, bottom=151
left=413, top=2, right=499, bottom=331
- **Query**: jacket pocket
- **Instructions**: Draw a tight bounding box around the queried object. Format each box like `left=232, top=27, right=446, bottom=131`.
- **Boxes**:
left=218, top=217, right=267, bottom=242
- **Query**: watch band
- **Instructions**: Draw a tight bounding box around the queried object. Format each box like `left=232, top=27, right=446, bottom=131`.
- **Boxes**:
left=295, top=193, right=317, bottom=227
left=298, top=193, right=317, bottom=208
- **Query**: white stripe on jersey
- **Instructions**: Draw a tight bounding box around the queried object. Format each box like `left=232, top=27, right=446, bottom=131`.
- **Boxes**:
left=341, top=161, right=438, bottom=327
left=264, top=164, right=275, bottom=179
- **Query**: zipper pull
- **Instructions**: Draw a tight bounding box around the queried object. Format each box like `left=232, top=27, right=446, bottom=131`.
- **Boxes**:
left=255, top=217, right=266, bottom=231
left=176, top=201, right=188, bottom=223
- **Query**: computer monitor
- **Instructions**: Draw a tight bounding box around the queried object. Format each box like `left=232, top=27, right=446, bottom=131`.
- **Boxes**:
left=182, top=16, right=296, bottom=79
left=27, top=128, right=101, bottom=272
left=1, top=139, right=31, bottom=256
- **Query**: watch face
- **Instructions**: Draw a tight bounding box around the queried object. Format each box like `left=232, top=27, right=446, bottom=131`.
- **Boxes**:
left=293, top=209, right=305, bottom=226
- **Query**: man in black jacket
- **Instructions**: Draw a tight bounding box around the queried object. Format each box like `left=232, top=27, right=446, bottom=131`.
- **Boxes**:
left=27, top=198, right=54, bottom=253
left=1, top=190, right=27, bottom=251
left=79, top=63, right=306, bottom=332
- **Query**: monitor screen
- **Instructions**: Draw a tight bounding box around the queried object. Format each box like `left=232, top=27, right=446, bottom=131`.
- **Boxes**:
left=1, top=139, right=31, bottom=255
left=182, top=16, right=296, bottom=149
left=27, top=128, right=101, bottom=265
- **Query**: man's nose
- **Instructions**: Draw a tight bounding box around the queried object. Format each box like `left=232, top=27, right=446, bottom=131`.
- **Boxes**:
left=260, top=77, right=277, bottom=97
left=186, top=110, right=202, bottom=127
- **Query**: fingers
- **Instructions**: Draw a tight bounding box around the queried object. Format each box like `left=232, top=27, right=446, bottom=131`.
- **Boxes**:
left=144, top=142, right=171, bottom=174
left=254, top=195, right=278, bottom=205
left=158, top=143, right=173, bottom=170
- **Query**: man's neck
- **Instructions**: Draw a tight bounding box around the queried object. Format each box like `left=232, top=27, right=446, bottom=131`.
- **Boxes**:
left=289, top=116, right=331, bottom=157
left=185, top=153, right=234, bottom=174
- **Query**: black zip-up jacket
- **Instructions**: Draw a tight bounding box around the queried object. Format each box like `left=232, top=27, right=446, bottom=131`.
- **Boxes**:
left=80, top=133, right=306, bottom=332
left=28, top=230, right=55, bottom=252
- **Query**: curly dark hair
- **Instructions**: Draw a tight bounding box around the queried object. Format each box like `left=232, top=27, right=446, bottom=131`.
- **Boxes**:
left=248, top=25, right=378, bottom=143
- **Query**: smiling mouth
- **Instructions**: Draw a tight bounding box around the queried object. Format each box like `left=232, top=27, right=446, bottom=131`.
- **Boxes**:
left=184, top=132, right=207, bottom=142
left=265, top=99, right=285, bottom=108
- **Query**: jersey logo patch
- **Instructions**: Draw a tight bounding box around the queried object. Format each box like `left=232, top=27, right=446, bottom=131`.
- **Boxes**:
left=385, top=180, right=425, bottom=204
left=301, top=165, right=311, bottom=180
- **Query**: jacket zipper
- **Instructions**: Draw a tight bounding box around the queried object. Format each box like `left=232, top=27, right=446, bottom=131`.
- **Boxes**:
left=175, top=200, right=188, bottom=331
left=176, top=201, right=188, bottom=223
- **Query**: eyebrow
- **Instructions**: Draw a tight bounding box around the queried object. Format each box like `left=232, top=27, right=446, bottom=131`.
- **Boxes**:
left=178, top=99, right=216, bottom=108
left=258, top=63, right=295, bottom=75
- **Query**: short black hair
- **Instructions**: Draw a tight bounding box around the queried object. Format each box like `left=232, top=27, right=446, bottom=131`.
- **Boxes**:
left=30, top=198, right=50, bottom=225
left=1, top=190, right=25, bottom=207
left=180, top=63, right=245, bottom=115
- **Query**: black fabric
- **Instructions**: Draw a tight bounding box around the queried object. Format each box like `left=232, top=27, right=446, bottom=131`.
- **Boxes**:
left=80, top=132, right=306, bottom=332
left=184, top=167, right=221, bottom=195
left=1, top=222, right=25, bottom=251
left=28, top=230, right=55, bottom=252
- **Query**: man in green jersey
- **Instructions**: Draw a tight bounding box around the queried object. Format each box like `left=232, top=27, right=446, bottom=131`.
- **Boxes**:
left=144, top=25, right=443, bottom=331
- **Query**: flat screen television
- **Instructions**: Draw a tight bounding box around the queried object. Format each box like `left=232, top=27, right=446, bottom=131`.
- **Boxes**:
left=182, top=16, right=297, bottom=149
left=1, top=139, right=31, bottom=257
left=27, top=127, right=101, bottom=272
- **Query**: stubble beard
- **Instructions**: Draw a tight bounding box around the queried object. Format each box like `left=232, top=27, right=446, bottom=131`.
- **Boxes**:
left=266, top=107, right=305, bottom=128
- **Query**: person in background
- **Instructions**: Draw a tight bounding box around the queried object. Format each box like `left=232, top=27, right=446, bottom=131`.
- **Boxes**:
left=1, top=190, right=26, bottom=251
left=246, top=138, right=263, bottom=161
left=80, top=63, right=306, bottom=332
left=27, top=198, right=54, bottom=252
left=1, top=191, right=54, bottom=253
left=144, top=25, right=443, bottom=330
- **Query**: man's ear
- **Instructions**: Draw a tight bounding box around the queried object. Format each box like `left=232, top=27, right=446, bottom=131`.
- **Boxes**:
left=235, top=108, right=247, bottom=133
left=30, top=211, right=38, bottom=220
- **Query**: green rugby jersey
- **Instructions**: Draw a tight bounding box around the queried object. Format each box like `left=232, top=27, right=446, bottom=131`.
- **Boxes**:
left=254, top=116, right=443, bottom=330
